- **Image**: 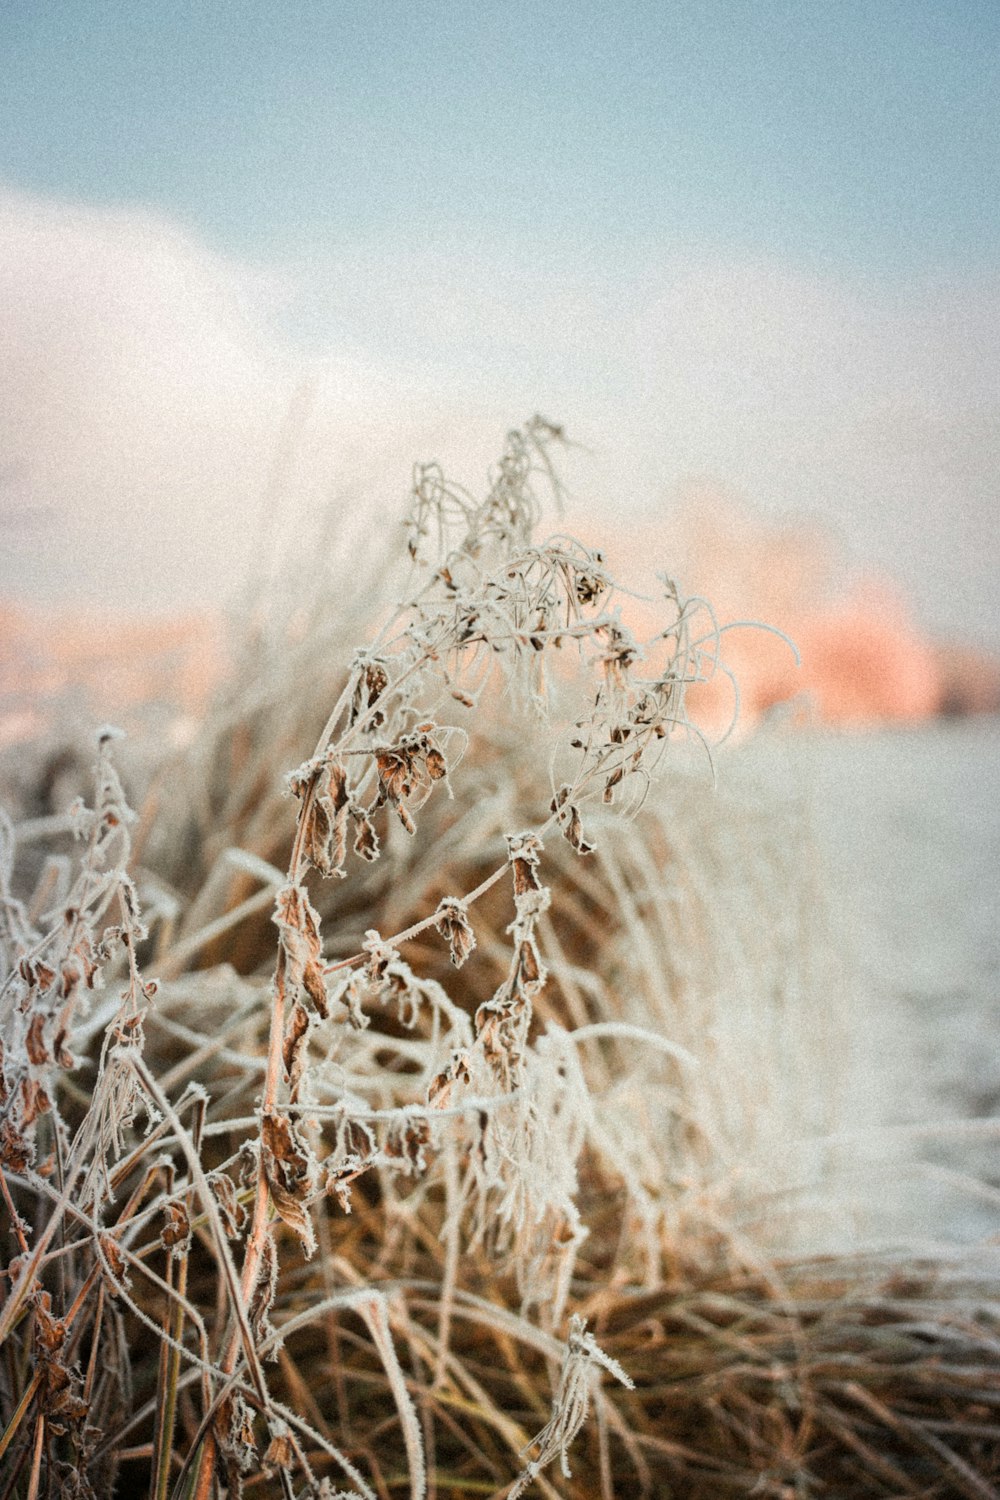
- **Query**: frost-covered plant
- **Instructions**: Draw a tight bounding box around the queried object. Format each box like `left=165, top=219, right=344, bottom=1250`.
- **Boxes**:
left=0, top=730, right=165, bottom=1495
left=184, top=416, right=718, bottom=1491
left=0, top=418, right=722, bottom=1499
left=3, top=419, right=997, bottom=1500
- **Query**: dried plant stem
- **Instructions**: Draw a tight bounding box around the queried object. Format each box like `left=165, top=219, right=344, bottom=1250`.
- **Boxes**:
left=26, top=1414, right=44, bottom=1500
left=0, top=1374, right=42, bottom=1468
left=151, top=1238, right=187, bottom=1500
left=131, top=1049, right=281, bottom=1500
left=0, top=1170, right=29, bottom=1255
left=0, top=1169, right=83, bottom=1347
left=189, top=752, right=328, bottom=1493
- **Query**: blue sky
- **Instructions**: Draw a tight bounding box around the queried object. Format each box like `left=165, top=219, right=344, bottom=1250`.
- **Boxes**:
left=2, top=2, right=999, bottom=643
left=5, top=1, right=998, bottom=274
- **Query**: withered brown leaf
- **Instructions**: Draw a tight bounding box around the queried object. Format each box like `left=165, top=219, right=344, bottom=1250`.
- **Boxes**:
left=25, top=1012, right=50, bottom=1066
left=273, top=883, right=328, bottom=1016
left=434, top=896, right=477, bottom=967
left=383, top=1115, right=431, bottom=1175
left=248, top=1227, right=279, bottom=1351
left=209, top=1170, right=248, bottom=1239
left=351, top=804, right=381, bottom=861
left=160, top=1199, right=192, bottom=1253
left=507, top=832, right=543, bottom=895
left=260, top=1110, right=318, bottom=1256
left=550, top=786, right=595, bottom=855
left=282, top=999, right=311, bottom=1094
left=99, top=1233, right=127, bottom=1288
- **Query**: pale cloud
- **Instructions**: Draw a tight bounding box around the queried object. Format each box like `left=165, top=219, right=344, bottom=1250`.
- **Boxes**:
left=1, top=190, right=293, bottom=607
left=0, top=190, right=503, bottom=611
left=1, top=189, right=997, bottom=647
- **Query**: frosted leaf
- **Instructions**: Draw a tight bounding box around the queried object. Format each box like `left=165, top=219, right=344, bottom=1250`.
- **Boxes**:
left=260, top=1110, right=319, bottom=1257
left=273, top=883, right=328, bottom=1016
left=433, top=896, right=476, bottom=967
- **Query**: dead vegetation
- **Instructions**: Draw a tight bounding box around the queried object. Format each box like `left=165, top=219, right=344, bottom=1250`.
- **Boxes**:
left=1, top=419, right=997, bottom=1498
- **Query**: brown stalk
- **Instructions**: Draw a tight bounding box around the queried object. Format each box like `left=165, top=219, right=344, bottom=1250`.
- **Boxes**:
left=25, top=1414, right=43, bottom=1500
left=151, top=1212, right=191, bottom=1500
left=190, top=610, right=459, bottom=1494
left=0, top=1371, right=42, bottom=1468
left=80, top=1279, right=106, bottom=1408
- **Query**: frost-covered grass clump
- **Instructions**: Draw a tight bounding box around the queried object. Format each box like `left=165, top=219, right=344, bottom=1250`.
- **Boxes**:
left=1, top=420, right=998, bottom=1499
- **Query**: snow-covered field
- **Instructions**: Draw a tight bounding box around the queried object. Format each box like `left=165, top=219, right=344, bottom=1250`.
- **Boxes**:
left=732, top=718, right=1000, bottom=1252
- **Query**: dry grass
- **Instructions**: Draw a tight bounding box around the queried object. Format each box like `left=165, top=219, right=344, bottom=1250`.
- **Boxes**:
left=1, top=419, right=997, bottom=1498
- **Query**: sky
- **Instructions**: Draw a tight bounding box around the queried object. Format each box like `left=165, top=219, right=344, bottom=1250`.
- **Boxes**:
left=2, top=1, right=999, bottom=645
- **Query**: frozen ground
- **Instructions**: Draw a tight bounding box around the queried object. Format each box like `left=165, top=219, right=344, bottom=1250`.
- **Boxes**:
left=731, top=718, right=1000, bottom=1252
